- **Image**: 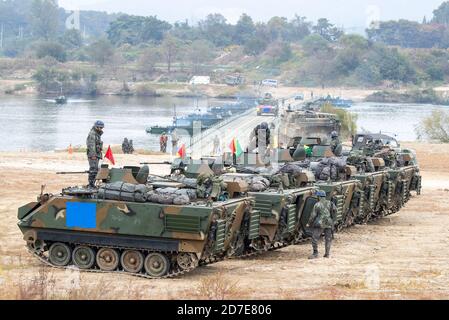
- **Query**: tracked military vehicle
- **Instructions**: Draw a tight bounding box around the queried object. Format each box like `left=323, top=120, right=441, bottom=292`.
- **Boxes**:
left=220, top=165, right=318, bottom=255
left=349, top=133, right=422, bottom=214
left=18, top=165, right=256, bottom=278
left=278, top=107, right=341, bottom=149
left=167, top=151, right=320, bottom=256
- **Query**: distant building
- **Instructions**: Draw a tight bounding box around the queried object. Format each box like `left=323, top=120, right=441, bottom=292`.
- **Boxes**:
left=189, top=76, right=211, bottom=85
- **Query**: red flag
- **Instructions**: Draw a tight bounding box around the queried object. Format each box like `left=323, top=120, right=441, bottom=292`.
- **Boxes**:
left=229, top=138, right=236, bottom=154
left=176, top=144, right=186, bottom=158
left=105, top=145, right=115, bottom=165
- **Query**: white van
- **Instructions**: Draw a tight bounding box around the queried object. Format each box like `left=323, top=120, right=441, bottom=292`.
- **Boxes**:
left=261, top=79, right=278, bottom=88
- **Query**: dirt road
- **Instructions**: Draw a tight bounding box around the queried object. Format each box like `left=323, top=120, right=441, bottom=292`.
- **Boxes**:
left=0, top=142, right=448, bottom=300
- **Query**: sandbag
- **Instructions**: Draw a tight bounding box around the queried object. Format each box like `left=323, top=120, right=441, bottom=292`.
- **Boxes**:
left=98, top=182, right=149, bottom=203
left=173, top=195, right=190, bottom=205
left=147, top=187, right=197, bottom=205
left=238, top=175, right=270, bottom=192
left=279, top=163, right=303, bottom=176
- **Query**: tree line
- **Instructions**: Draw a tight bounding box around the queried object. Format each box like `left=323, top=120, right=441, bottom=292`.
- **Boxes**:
left=3, top=0, right=449, bottom=89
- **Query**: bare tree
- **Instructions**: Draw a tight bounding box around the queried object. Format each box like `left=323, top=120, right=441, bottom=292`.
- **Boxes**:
left=416, top=110, right=449, bottom=142
left=161, top=34, right=181, bottom=73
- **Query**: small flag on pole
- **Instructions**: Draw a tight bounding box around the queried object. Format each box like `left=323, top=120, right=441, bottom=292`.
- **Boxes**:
left=105, top=145, right=115, bottom=165
left=229, top=138, right=243, bottom=158
left=176, top=144, right=186, bottom=158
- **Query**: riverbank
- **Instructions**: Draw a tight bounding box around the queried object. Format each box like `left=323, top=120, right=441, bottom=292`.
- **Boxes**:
left=365, top=88, right=449, bottom=105
left=0, top=142, right=448, bottom=299
left=3, top=74, right=449, bottom=103
left=0, top=78, right=378, bottom=101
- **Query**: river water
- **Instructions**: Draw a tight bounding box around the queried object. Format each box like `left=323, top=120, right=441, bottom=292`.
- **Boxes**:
left=0, top=96, right=447, bottom=151
left=0, top=96, right=230, bottom=152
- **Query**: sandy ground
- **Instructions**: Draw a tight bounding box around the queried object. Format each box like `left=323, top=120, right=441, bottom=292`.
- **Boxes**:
left=0, top=142, right=448, bottom=300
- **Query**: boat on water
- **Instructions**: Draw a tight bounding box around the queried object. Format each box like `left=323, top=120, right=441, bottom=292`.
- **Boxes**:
left=316, top=95, right=353, bottom=108
left=146, top=100, right=255, bottom=135
left=146, top=111, right=226, bottom=135
left=55, top=96, right=67, bottom=104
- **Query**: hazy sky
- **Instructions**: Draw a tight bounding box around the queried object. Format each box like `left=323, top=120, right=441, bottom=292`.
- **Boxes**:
left=59, top=0, right=446, bottom=32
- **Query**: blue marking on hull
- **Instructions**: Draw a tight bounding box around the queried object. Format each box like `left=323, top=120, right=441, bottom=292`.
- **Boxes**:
left=66, top=202, right=97, bottom=229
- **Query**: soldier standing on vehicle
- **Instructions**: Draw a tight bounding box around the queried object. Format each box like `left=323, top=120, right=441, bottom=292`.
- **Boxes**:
left=248, top=122, right=271, bottom=153
left=330, top=131, right=342, bottom=156
left=86, top=120, right=104, bottom=188
left=306, top=190, right=337, bottom=259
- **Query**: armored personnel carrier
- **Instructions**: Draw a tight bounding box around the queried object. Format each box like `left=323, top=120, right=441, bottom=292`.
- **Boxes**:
left=18, top=165, right=256, bottom=278
left=220, top=167, right=318, bottom=255
left=349, top=132, right=422, bottom=214
left=168, top=151, right=320, bottom=256
left=278, top=107, right=341, bottom=149
left=256, top=92, right=279, bottom=116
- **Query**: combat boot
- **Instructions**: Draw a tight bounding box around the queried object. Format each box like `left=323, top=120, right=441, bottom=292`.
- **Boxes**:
left=324, top=244, right=331, bottom=258
left=308, top=251, right=319, bottom=260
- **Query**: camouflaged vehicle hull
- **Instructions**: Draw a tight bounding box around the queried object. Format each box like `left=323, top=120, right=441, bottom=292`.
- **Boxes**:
left=18, top=195, right=254, bottom=278
left=278, top=110, right=341, bottom=148
left=248, top=186, right=317, bottom=252
left=313, top=180, right=363, bottom=230
left=353, top=171, right=390, bottom=223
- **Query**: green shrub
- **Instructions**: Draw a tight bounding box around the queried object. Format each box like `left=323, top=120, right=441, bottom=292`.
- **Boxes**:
left=321, top=103, right=358, bottom=138
left=416, top=110, right=449, bottom=143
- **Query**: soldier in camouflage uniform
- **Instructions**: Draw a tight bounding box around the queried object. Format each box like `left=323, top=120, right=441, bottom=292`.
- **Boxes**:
left=122, top=138, right=130, bottom=154
left=86, top=120, right=104, bottom=188
left=128, top=139, right=135, bottom=154
left=307, top=190, right=337, bottom=259
left=330, top=131, right=342, bottom=156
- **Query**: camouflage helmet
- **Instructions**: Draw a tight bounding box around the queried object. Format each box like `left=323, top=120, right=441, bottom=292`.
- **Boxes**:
left=95, top=120, right=105, bottom=128
left=331, top=131, right=338, bottom=138
left=316, top=190, right=327, bottom=198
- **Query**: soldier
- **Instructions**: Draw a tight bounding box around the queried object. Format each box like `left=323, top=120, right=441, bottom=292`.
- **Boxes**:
left=248, top=122, right=271, bottom=153
left=122, top=138, right=129, bottom=154
left=364, top=138, right=376, bottom=156
left=306, top=190, right=337, bottom=259
left=160, top=132, right=168, bottom=153
left=256, top=122, right=271, bottom=147
left=128, top=139, right=134, bottom=154
left=330, top=131, right=342, bottom=156
left=86, top=120, right=104, bottom=188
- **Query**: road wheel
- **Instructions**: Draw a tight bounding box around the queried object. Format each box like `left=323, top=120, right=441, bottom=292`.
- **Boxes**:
left=96, top=248, right=119, bottom=271
left=176, top=253, right=198, bottom=271
left=144, top=253, right=170, bottom=277
left=49, top=243, right=72, bottom=266
left=121, top=250, right=144, bottom=273
left=72, top=246, right=95, bottom=269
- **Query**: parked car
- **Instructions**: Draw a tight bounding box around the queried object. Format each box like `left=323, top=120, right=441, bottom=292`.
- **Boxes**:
left=261, top=79, right=278, bottom=88
left=294, top=93, right=304, bottom=100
